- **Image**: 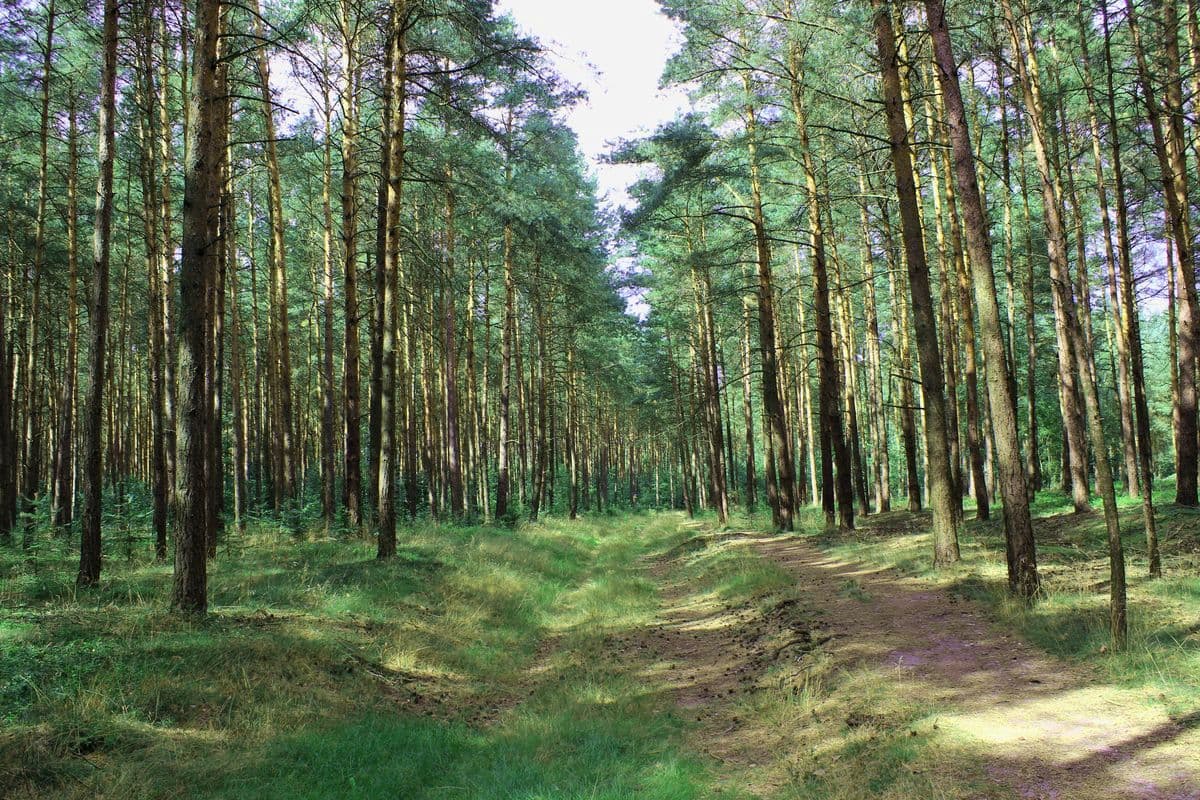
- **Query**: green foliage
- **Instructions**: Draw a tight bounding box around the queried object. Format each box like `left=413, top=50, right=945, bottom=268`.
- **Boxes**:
left=0, top=513, right=739, bottom=799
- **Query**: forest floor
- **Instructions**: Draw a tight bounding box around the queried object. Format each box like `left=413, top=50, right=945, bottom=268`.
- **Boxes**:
left=2, top=491, right=1199, bottom=798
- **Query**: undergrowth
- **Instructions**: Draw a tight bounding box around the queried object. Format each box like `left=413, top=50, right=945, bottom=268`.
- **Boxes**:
left=0, top=513, right=723, bottom=799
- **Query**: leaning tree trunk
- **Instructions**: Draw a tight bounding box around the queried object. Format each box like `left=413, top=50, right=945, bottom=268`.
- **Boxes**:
left=1101, top=2, right=1159, bottom=577
left=1125, top=0, right=1200, bottom=506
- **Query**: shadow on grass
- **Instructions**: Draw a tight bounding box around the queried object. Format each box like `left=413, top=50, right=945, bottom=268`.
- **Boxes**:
left=206, top=693, right=714, bottom=800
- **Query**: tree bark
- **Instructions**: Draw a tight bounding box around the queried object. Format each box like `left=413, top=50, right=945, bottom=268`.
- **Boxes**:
left=252, top=0, right=296, bottom=504
left=78, top=0, right=117, bottom=587
left=172, top=0, right=222, bottom=613
left=926, top=0, right=1039, bottom=597
left=340, top=1, right=363, bottom=528
left=377, top=0, right=406, bottom=558
left=874, top=0, right=959, bottom=564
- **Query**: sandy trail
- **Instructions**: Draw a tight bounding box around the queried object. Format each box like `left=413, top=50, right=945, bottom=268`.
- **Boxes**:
left=643, top=527, right=1200, bottom=800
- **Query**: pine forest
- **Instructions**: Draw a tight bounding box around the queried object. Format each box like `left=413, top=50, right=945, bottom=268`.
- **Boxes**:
left=1, top=0, right=1199, bottom=796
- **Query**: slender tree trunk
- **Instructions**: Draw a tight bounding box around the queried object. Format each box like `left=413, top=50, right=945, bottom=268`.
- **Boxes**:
left=789, top=58, right=849, bottom=529
left=21, top=0, right=55, bottom=544
left=443, top=149, right=464, bottom=517
left=1076, top=2, right=1138, bottom=498
left=1125, top=0, right=1200, bottom=506
left=1002, top=0, right=1090, bottom=513
left=53, top=88, right=79, bottom=530
left=340, top=2, right=362, bottom=528
left=741, top=272, right=757, bottom=510
left=377, top=1, right=406, bottom=558
left=874, top=0, right=959, bottom=564
left=859, top=171, right=890, bottom=512
left=252, top=0, right=296, bottom=503
left=934, top=96, right=989, bottom=521
left=319, top=66, right=337, bottom=531
left=1101, top=2, right=1159, bottom=576
left=926, top=0, right=1038, bottom=596
left=495, top=213, right=515, bottom=521
left=78, top=0, right=117, bottom=587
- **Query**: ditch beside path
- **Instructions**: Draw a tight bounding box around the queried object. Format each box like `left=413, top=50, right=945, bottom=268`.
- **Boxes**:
left=641, top=527, right=1200, bottom=800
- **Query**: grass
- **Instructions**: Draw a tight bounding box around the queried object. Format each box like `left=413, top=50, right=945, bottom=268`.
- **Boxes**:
left=0, top=513, right=737, bottom=799
left=6, top=485, right=1196, bottom=800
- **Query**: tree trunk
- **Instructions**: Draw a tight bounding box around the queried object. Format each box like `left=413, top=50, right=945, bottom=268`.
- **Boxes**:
left=1126, top=0, right=1200, bottom=506
left=172, top=0, right=222, bottom=613
left=874, top=0, right=959, bottom=564
left=1002, top=0, right=1090, bottom=513
left=926, top=0, right=1039, bottom=596
left=78, top=0, right=117, bottom=587
left=340, top=0, right=363, bottom=528
left=1101, top=2, right=1159, bottom=577
left=53, top=87, right=79, bottom=530
left=319, top=65, right=337, bottom=531
left=252, top=0, right=296, bottom=504
left=377, top=0, right=406, bottom=558
left=495, top=214, right=515, bottom=521
left=858, top=171, right=890, bottom=512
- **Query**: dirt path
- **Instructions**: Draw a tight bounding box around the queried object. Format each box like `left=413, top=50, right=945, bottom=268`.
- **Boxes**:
left=642, top=529, right=1200, bottom=800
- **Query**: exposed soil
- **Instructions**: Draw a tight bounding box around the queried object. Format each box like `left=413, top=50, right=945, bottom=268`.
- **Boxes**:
left=639, top=524, right=1200, bottom=800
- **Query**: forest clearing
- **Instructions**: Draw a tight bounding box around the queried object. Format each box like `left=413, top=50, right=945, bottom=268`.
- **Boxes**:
left=4, top=0, right=1200, bottom=795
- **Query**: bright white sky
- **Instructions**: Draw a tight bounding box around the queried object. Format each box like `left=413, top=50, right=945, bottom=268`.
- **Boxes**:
left=494, top=0, right=689, bottom=210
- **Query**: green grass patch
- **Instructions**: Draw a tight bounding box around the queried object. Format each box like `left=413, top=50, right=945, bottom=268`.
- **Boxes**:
left=0, top=513, right=733, bottom=799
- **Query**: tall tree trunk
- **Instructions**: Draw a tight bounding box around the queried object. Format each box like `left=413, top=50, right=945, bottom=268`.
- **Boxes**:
left=1002, top=0, right=1090, bottom=513
left=442, top=145, right=464, bottom=517
left=252, top=0, right=296, bottom=503
left=172, top=0, right=222, bottom=613
left=926, top=0, right=1039, bottom=596
left=879, top=203, right=922, bottom=510
left=134, top=27, right=169, bottom=555
left=320, top=65, right=337, bottom=531
left=1101, top=2, right=1159, bottom=576
left=789, top=55, right=850, bottom=529
left=23, top=0, right=55, bottom=543
left=741, top=269, right=757, bottom=510
left=340, top=0, right=363, bottom=528
left=1076, top=1, right=1138, bottom=499
left=377, top=0, right=406, bottom=558
left=78, top=0, right=117, bottom=587
left=874, top=0, right=959, bottom=564
left=934, top=96, right=989, bottom=521
left=53, top=87, right=79, bottom=530
left=1126, top=0, right=1200, bottom=506
left=858, top=171, right=890, bottom=512
left=495, top=214, right=515, bottom=521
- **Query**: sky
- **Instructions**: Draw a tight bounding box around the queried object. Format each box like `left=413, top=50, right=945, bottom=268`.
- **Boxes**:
left=494, top=0, right=689, bottom=210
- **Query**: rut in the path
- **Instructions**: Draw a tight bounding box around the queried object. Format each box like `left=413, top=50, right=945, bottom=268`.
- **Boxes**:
left=646, top=530, right=1200, bottom=800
